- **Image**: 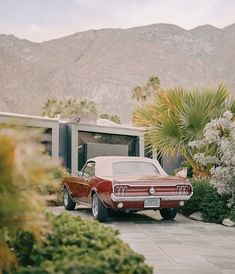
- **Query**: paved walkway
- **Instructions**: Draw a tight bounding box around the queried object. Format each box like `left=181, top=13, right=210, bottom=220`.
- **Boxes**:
left=48, top=206, right=235, bottom=274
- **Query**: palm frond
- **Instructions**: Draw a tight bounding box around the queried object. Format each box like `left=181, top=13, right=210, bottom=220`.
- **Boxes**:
left=180, top=84, right=230, bottom=142
left=147, top=118, right=182, bottom=157
left=132, top=103, right=159, bottom=127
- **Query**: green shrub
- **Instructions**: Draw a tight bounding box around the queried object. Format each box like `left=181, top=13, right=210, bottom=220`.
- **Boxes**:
left=229, top=207, right=235, bottom=221
left=0, top=127, right=59, bottom=272
left=13, top=231, right=35, bottom=266
left=13, top=213, right=153, bottom=274
left=181, top=180, right=230, bottom=223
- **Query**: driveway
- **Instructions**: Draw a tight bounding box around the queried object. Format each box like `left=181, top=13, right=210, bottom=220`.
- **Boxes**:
left=48, top=206, right=235, bottom=274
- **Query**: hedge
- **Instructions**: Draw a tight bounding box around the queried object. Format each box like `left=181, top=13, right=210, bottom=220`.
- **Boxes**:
left=12, top=213, right=153, bottom=274
left=181, top=180, right=231, bottom=223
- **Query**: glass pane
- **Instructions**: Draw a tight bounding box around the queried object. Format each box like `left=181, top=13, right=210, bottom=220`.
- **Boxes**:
left=113, top=161, right=160, bottom=176
left=82, top=162, right=95, bottom=176
left=77, top=131, right=140, bottom=171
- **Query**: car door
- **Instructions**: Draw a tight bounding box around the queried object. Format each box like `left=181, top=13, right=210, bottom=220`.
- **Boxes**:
left=78, top=161, right=96, bottom=203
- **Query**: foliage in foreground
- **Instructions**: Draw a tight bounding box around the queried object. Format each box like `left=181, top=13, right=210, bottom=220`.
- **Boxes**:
left=181, top=180, right=232, bottom=223
left=12, top=213, right=153, bottom=274
left=39, top=165, right=69, bottom=205
left=0, top=127, right=60, bottom=273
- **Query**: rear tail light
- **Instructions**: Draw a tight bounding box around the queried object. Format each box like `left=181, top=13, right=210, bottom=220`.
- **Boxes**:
left=176, top=185, right=192, bottom=195
left=114, top=185, right=129, bottom=196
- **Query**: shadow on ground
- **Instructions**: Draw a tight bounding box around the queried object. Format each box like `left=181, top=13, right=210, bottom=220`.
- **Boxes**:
left=48, top=205, right=191, bottom=225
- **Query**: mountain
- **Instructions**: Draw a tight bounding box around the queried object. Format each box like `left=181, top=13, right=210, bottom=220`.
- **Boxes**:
left=0, top=23, right=235, bottom=122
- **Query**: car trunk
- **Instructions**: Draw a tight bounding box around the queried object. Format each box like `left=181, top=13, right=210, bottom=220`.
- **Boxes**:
left=112, top=176, right=192, bottom=197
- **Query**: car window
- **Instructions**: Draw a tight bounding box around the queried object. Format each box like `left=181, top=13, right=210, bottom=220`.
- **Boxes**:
left=82, top=162, right=95, bottom=177
left=112, top=161, right=160, bottom=176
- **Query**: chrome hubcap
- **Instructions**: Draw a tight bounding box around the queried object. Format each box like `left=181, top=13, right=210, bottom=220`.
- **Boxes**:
left=92, top=196, right=98, bottom=217
left=64, top=190, right=68, bottom=206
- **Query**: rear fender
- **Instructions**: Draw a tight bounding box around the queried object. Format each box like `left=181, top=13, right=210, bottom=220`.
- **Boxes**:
left=90, top=188, right=108, bottom=209
left=63, top=184, right=74, bottom=200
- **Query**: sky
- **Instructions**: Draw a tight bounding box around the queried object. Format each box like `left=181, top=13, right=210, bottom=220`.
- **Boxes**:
left=0, top=0, right=234, bottom=42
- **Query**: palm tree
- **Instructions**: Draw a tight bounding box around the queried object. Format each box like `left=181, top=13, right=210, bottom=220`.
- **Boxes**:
left=131, top=85, right=147, bottom=102
left=100, top=113, right=121, bottom=124
left=146, top=76, right=161, bottom=95
left=63, top=98, right=80, bottom=117
left=41, top=98, right=63, bottom=118
left=78, top=99, right=97, bottom=115
left=42, top=98, right=98, bottom=119
left=110, top=115, right=121, bottom=124
left=133, top=84, right=234, bottom=176
left=132, top=102, right=159, bottom=127
left=131, top=76, right=161, bottom=104
left=100, top=113, right=110, bottom=119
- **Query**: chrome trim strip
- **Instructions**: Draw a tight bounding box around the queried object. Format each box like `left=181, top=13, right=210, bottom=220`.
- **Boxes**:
left=73, top=199, right=91, bottom=208
left=112, top=183, right=192, bottom=187
left=111, top=193, right=193, bottom=202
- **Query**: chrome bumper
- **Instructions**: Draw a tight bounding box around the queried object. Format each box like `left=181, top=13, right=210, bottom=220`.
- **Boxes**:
left=111, top=193, right=192, bottom=202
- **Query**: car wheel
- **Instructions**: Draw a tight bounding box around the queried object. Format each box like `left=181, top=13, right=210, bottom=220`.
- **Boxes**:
left=63, top=188, right=76, bottom=210
left=92, top=193, right=108, bottom=222
left=160, top=208, right=177, bottom=220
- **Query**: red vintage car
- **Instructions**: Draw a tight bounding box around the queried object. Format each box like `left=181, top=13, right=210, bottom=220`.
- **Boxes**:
left=62, top=156, right=193, bottom=222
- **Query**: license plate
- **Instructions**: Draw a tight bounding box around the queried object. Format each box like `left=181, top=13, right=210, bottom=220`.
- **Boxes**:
left=144, top=197, right=160, bottom=208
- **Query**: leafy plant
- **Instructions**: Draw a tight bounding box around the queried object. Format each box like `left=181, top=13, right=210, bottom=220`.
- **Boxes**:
left=38, top=165, right=69, bottom=205
left=229, top=207, right=235, bottom=221
left=181, top=180, right=230, bottom=223
left=13, top=213, right=153, bottom=274
left=0, top=127, right=59, bottom=273
left=133, top=84, right=235, bottom=177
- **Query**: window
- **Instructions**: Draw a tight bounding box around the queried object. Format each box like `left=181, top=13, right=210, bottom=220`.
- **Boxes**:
left=112, top=161, right=160, bottom=177
left=82, top=161, right=95, bottom=177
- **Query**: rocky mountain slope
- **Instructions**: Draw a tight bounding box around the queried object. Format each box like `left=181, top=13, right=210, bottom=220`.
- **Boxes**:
left=0, top=23, right=235, bottom=122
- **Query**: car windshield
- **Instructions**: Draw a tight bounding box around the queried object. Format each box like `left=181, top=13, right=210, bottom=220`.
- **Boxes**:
left=112, top=161, right=160, bottom=177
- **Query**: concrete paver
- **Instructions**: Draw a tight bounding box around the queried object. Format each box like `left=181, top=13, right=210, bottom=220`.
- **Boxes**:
left=47, top=206, right=235, bottom=274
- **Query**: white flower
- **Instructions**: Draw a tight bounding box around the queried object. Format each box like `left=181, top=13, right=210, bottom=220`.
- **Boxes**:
left=223, top=111, right=233, bottom=120
left=189, top=111, right=235, bottom=203
left=231, top=156, right=235, bottom=166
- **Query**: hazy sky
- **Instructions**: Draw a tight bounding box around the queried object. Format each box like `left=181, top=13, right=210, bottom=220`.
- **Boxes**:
left=0, top=0, right=234, bottom=42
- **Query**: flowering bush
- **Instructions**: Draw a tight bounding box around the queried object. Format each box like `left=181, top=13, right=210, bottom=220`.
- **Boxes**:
left=189, top=111, right=235, bottom=207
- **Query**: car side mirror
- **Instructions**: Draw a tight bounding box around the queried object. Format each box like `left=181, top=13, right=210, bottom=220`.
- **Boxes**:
left=76, top=171, right=83, bottom=176
left=175, top=169, right=187, bottom=179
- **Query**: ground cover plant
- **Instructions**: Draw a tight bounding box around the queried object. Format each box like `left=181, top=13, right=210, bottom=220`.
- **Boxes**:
left=12, top=213, right=153, bottom=274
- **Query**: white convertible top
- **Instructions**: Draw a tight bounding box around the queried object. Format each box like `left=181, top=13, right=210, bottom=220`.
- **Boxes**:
left=87, top=156, right=168, bottom=178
